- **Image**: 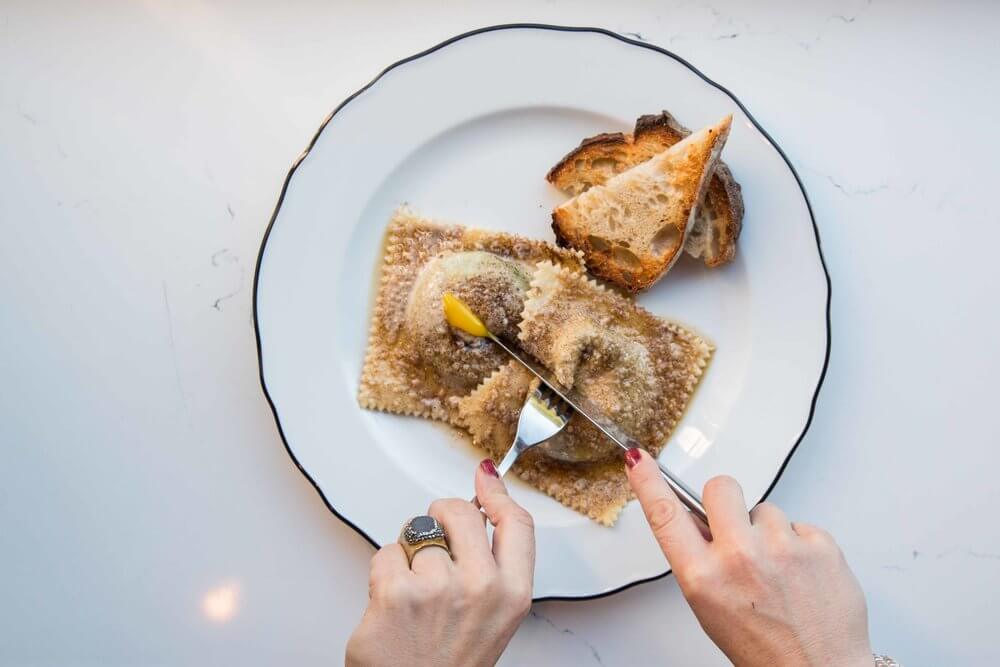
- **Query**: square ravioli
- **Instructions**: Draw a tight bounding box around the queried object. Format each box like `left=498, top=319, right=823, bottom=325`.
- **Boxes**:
left=459, top=262, right=713, bottom=525
left=358, top=209, right=583, bottom=424
left=459, top=362, right=636, bottom=525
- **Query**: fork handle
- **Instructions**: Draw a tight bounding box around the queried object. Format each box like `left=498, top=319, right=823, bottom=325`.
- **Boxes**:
left=495, top=435, right=526, bottom=479
left=469, top=436, right=525, bottom=509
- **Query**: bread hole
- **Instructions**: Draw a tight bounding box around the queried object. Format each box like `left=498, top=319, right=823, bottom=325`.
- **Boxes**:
left=587, top=235, right=612, bottom=252
left=656, top=193, right=669, bottom=204
left=619, top=240, right=630, bottom=248
left=591, top=158, right=617, bottom=177
left=612, top=246, right=642, bottom=268
left=651, top=224, right=682, bottom=256
left=573, top=159, right=584, bottom=170
left=607, top=207, right=621, bottom=232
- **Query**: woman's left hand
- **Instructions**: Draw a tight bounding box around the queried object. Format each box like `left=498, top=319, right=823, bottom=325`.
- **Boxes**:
left=345, top=460, right=536, bottom=667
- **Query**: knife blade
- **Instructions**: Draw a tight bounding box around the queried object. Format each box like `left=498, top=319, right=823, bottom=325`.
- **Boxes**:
left=486, top=331, right=709, bottom=526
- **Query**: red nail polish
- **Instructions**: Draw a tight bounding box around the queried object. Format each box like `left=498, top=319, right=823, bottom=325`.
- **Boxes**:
left=480, top=459, right=499, bottom=478
left=624, top=447, right=643, bottom=469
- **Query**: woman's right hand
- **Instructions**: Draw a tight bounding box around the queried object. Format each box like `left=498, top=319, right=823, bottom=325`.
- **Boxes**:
left=624, top=448, right=873, bottom=667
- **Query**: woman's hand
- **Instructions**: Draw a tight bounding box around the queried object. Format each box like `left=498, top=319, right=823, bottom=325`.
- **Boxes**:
left=625, top=448, right=873, bottom=667
left=345, top=460, right=535, bottom=667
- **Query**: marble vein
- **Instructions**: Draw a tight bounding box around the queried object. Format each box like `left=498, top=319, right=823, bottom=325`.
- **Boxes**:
left=210, top=250, right=245, bottom=312
left=935, top=548, right=1000, bottom=562
left=16, top=102, right=37, bottom=126
left=211, top=248, right=230, bottom=266
left=162, top=281, right=187, bottom=406
left=823, top=175, right=889, bottom=197
left=802, top=165, right=890, bottom=198
left=529, top=610, right=604, bottom=665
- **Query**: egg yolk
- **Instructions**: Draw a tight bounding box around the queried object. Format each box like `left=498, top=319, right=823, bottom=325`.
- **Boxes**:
left=442, top=292, right=489, bottom=338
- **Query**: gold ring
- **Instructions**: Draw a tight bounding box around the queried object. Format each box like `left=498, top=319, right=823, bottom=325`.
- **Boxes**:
left=399, top=515, right=450, bottom=565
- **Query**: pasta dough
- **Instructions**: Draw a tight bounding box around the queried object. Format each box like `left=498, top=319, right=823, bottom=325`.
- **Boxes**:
left=357, top=209, right=583, bottom=424
left=459, top=262, right=712, bottom=524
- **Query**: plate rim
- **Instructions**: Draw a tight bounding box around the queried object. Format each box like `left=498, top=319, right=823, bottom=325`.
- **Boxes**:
left=251, top=23, right=833, bottom=602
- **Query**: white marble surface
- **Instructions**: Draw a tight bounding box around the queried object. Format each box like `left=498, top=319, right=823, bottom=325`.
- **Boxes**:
left=1, top=1, right=998, bottom=664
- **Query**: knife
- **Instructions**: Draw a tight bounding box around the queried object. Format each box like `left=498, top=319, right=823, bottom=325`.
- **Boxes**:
left=441, top=292, right=709, bottom=526
left=487, top=332, right=709, bottom=526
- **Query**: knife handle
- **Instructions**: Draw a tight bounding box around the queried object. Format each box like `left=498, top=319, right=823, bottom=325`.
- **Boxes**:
left=656, top=461, right=709, bottom=527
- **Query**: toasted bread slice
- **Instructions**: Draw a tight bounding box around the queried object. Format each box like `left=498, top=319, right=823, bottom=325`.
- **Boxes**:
left=547, top=111, right=744, bottom=268
left=551, top=115, right=732, bottom=292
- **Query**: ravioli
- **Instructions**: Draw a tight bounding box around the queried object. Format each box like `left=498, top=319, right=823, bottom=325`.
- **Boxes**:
left=357, top=209, right=583, bottom=424
left=520, top=262, right=712, bottom=448
left=458, top=262, right=713, bottom=525
left=459, top=362, right=635, bottom=525
left=360, top=211, right=711, bottom=526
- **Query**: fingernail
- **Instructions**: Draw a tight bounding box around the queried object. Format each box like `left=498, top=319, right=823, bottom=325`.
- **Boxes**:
left=624, top=447, right=643, bottom=469
left=480, top=459, right=499, bottom=478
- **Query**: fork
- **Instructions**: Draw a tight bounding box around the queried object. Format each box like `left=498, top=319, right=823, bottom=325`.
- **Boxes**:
left=494, top=385, right=573, bottom=478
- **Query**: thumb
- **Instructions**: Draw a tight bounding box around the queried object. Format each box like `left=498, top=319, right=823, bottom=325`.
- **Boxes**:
left=475, top=459, right=535, bottom=584
left=624, top=448, right=707, bottom=571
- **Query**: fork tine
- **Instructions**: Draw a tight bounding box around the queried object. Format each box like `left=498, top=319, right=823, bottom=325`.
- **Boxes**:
left=537, top=383, right=573, bottom=421
left=539, top=382, right=561, bottom=405
left=495, top=384, right=574, bottom=479
left=537, top=384, right=557, bottom=407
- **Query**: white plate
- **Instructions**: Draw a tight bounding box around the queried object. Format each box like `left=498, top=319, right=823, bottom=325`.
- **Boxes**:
left=253, top=25, right=830, bottom=600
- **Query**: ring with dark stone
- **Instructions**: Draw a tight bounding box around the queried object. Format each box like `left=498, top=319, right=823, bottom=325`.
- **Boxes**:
left=402, top=515, right=446, bottom=544
left=398, top=515, right=450, bottom=565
